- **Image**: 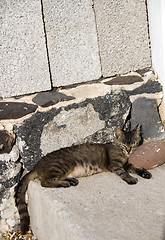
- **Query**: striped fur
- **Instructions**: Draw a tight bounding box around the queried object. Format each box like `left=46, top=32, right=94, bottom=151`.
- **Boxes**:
left=14, top=171, right=37, bottom=234
left=14, top=125, right=152, bottom=234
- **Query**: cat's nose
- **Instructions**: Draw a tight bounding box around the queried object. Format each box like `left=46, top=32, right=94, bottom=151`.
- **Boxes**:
left=127, top=147, right=132, bottom=153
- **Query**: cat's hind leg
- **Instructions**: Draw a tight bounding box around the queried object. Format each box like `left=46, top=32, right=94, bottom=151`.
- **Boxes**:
left=124, top=163, right=152, bottom=179
left=40, top=161, right=78, bottom=188
left=41, top=178, right=79, bottom=188
left=65, top=178, right=79, bottom=186
left=41, top=178, right=72, bottom=188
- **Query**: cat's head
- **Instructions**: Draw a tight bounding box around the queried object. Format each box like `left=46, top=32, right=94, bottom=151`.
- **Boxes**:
left=115, top=124, right=142, bottom=156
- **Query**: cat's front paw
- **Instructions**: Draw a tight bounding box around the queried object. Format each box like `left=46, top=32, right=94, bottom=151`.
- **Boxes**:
left=136, top=169, right=152, bottom=179
left=126, top=176, right=138, bottom=185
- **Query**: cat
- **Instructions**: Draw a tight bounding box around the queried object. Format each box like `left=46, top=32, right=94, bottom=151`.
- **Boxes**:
left=14, top=125, right=152, bottom=234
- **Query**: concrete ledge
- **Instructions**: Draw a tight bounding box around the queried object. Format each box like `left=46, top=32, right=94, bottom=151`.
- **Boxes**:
left=28, top=165, right=165, bottom=240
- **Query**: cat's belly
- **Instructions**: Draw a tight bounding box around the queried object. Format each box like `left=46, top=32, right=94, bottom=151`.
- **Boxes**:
left=67, top=165, right=104, bottom=178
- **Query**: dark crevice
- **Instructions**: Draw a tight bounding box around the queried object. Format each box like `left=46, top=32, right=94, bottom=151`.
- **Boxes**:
left=122, top=105, right=132, bottom=131
left=40, top=0, right=53, bottom=89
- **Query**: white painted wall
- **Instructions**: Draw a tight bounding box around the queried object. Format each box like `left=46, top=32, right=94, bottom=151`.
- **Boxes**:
left=147, top=0, right=165, bottom=121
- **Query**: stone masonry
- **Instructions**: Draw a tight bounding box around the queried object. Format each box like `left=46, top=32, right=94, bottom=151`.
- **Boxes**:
left=0, top=70, right=164, bottom=237
left=94, top=0, right=151, bottom=77
left=1, top=0, right=151, bottom=97
left=0, top=0, right=51, bottom=98
left=42, top=0, right=102, bottom=86
left=0, top=0, right=161, bottom=238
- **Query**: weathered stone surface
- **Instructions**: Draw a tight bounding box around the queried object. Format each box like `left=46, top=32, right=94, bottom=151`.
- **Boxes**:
left=131, top=98, right=165, bottom=140
left=0, top=0, right=51, bottom=98
left=40, top=104, right=105, bottom=156
left=0, top=145, right=21, bottom=205
left=83, top=91, right=131, bottom=144
left=0, top=144, right=21, bottom=236
left=28, top=165, right=165, bottom=240
left=0, top=102, right=37, bottom=120
left=129, top=141, right=165, bottom=169
left=15, top=91, right=131, bottom=171
left=0, top=130, right=14, bottom=154
left=128, top=80, right=162, bottom=95
left=104, top=75, right=143, bottom=85
left=0, top=186, right=20, bottom=236
left=32, top=91, right=75, bottom=107
left=43, top=0, right=101, bottom=87
left=94, top=0, right=151, bottom=77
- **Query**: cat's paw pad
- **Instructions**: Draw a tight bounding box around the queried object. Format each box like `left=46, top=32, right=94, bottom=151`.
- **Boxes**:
left=66, top=178, right=79, bottom=186
left=137, top=169, right=152, bottom=179
left=126, top=177, right=138, bottom=185
left=141, top=170, right=152, bottom=179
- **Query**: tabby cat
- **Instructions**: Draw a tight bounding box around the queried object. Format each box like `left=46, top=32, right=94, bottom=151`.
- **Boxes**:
left=14, top=125, right=151, bottom=234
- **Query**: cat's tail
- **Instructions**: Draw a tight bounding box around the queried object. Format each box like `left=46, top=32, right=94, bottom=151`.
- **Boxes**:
left=14, top=171, right=37, bottom=235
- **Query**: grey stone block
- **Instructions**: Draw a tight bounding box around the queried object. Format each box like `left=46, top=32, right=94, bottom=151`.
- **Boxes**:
left=94, top=0, right=151, bottom=77
left=131, top=98, right=165, bottom=140
left=0, top=0, right=51, bottom=98
left=43, top=0, right=101, bottom=87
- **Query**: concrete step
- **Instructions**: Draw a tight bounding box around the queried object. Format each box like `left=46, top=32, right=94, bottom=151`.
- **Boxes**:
left=28, top=164, right=165, bottom=240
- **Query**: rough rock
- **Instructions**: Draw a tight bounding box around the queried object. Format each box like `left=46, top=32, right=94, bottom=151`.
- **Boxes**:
left=32, top=91, right=75, bottom=107
left=131, top=97, right=165, bottom=140
left=136, top=67, right=153, bottom=76
left=0, top=144, right=21, bottom=237
left=128, top=80, right=162, bottom=95
left=0, top=145, right=21, bottom=204
left=0, top=186, right=20, bottom=237
left=129, top=141, right=165, bottom=169
left=0, top=102, right=37, bottom=120
left=0, top=130, right=14, bottom=154
left=104, top=75, right=143, bottom=85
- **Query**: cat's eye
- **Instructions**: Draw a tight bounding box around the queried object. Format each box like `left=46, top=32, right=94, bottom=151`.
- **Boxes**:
left=132, top=140, right=139, bottom=146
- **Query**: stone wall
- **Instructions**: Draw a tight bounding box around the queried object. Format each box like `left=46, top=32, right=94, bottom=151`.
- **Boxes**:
left=0, top=0, right=158, bottom=237
left=0, top=70, right=164, bottom=237
left=1, top=0, right=151, bottom=98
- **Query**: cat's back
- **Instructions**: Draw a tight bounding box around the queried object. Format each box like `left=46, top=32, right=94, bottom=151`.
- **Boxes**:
left=35, top=143, right=109, bottom=172
left=46, top=143, right=107, bottom=157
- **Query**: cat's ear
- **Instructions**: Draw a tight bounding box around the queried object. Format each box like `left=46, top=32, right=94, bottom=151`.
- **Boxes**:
left=134, top=124, right=141, bottom=137
left=115, top=128, right=124, bottom=139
